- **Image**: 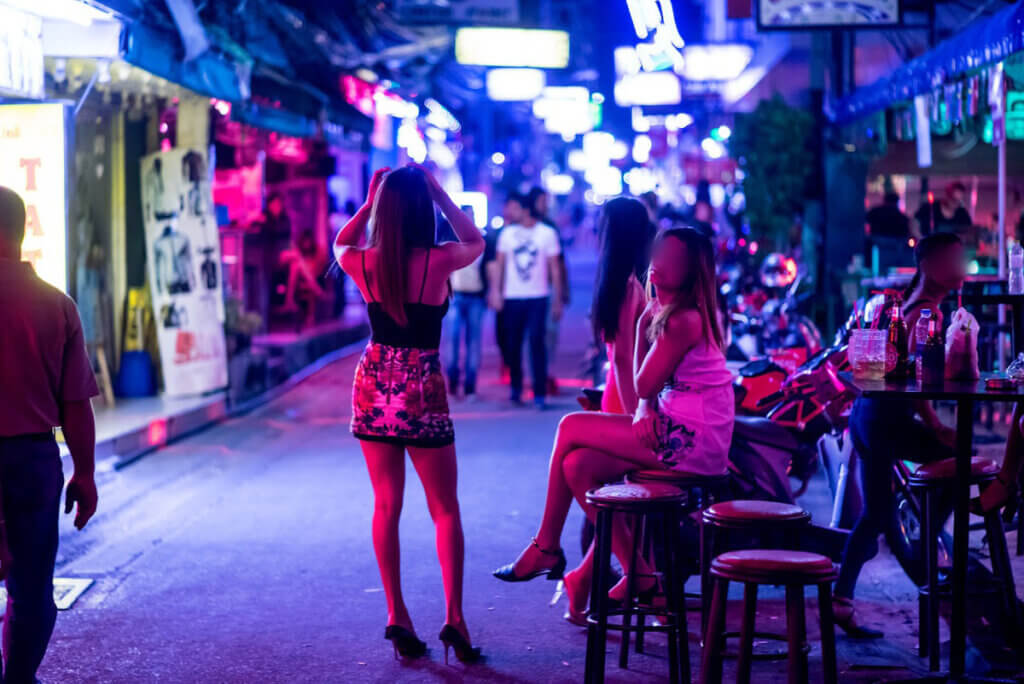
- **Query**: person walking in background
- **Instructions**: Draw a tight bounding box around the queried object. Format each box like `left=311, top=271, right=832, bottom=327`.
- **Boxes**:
left=0, top=186, right=99, bottom=683
left=492, top=192, right=564, bottom=409
left=487, top=193, right=527, bottom=383
left=913, top=181, right=972, bottom=238
left=335, top=166, right=484, bottom=663
left=447, top=212, right=487, bottom=399
left=526, top=186, right=569, bottom=397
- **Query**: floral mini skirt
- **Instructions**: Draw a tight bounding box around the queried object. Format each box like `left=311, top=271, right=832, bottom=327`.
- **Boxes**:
left=351, top=343, right=454, bottom=448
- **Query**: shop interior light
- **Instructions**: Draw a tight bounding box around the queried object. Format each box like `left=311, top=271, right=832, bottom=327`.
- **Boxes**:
left=587, top=166, right=623, bottom=197
left=665, top=113, right=694, bottom=132
left=567, top=149, right=587, bottom=171
left=425, top=98, right=460, bottom=131
left=491, top=216, right=504, bottom=229
left=355, top=67, right=378, bottom=83
left=427, top=141, right=456, bottom=169
left=3, top=0, right=111, bottom=25
left=544, top=173, right=575, bottom=195
left=614, top=71, right=681, bottom=107
left=678, top=45, right=753, bottom=82
left=624, top=167, right=657, bottom=195
left=374, top=91, right=419, bottom=119
left=491, top=152, right=506, bottom=165
left=614, top=46, right=643, bottom=77
left=397, top=119, right=427, bottom=163
left=632, top=134, right=652, bottom=164
left=631, top=107, right=651, bottom=133
left=425, top=126, right=447, bottom=142
left=610, top=140, right=629, bottom=160
left=701, top=137, right=726, bottom=159
left=455, top=28, right=570, bottom=69
left=486, top=68, right=546, bottom=101
left=710, top=125, right=731, bottom=141
left=452, top=192, right=488, bottom=230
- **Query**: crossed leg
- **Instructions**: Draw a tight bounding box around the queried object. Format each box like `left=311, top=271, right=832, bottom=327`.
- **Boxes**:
left=511, top=412, right=669, bottom=588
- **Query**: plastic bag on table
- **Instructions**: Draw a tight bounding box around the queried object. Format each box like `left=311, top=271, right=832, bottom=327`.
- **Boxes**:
left=944, top=307, right=980, bottom=380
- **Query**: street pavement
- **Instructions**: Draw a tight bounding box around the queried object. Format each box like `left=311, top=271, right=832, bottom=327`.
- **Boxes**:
left=37, top=249, right=1023, bottom=683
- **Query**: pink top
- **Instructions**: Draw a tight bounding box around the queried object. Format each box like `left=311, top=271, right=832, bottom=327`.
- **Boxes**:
left=0, top=260, right=99, bottom=436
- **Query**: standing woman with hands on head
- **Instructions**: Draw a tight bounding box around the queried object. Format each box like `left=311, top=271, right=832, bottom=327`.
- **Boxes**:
left=334, top=165, right=485, bottom=664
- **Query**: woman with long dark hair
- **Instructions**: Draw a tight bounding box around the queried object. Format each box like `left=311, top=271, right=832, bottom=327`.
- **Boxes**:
left=494, top=228, right=734, bottom=621
left=335, top=165, right=484, bottom=663
left=592, top=197, right=654, bottom=415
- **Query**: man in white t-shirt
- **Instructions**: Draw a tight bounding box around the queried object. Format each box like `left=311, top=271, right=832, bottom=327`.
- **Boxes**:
left=491, top=208, right=563, bottom=408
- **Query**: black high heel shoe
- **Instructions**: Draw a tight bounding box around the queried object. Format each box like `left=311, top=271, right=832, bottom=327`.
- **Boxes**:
left=384, top=625, right=428, bottom=659
left=493, top=537, right=567, bottom=582
left=439, top=624, right=483, bottom=664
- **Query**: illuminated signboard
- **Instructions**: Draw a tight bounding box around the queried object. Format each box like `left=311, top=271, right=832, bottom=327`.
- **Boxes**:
left=614, top=71, right=682, bottom=106
left=455, top=28, right=569, bottom=68
left=0, top=103, right=68, bottom=292
left=0, top=4, right=45, bottom=99
left=757, top=0, right=901, bottom=29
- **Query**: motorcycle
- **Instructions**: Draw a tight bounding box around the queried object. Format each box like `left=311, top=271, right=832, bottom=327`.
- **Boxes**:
left=726, top=254, right=824, bottom=364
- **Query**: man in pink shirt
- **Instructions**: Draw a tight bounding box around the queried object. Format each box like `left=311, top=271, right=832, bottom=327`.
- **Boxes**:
left=0, top=186, right=99, bottom=683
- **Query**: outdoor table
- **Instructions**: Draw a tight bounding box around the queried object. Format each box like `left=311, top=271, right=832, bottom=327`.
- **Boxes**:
left=840, top=372, right=1024, bottom=682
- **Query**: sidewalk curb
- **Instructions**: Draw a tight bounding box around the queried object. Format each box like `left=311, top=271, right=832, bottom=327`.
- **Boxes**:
left=100, top=336, right=368, bottom=471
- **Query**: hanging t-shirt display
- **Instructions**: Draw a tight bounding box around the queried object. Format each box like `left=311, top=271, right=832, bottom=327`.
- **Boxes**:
left=141, top=148, right=227, bottom=397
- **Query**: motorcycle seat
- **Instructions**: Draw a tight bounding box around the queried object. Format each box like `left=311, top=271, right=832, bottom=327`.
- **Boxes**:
left=732, top=415, right=801, bottom=451
left=909, top=456, right=1000, bottom=483
left=738, top=358, right=785, bottom=377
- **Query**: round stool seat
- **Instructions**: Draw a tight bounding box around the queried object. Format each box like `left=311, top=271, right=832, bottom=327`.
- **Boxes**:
left=910, top=456, right=999, bottom=484
left=586, top=482, right=685, bottom=511
left=703, top=500, right=810, bottom=525
left=711, top=549, right=837, bottom=583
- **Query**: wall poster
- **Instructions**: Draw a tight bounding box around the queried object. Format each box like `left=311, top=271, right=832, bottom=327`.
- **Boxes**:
left=140, top=147, right=227, bottom=397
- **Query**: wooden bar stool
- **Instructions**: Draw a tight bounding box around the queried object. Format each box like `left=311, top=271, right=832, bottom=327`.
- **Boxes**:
left=701, top=550, right=839, bottom=684
left=584, top=482, right=691, bottom=684
left=626, top=470, right=731, bottom=655
left=700, top=501, right=812, bottom=650
left=909, top=455, right=1019, bottom=672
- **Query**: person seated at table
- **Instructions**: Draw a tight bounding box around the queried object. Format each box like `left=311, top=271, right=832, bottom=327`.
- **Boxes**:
left=974, top=409, right=1024, bottom=514
left=833, top=232, right=965, bottom=638
left=493, top=227, right=734, bottom=620
left=280, top=230, right=327, bottom=315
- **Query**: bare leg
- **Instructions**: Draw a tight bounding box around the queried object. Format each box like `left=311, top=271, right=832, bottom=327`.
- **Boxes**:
left=361, top=441, right=413, bottom=631
left=978, top=404, right=1024, bottom=512
left=296, top=257, right=326, bottom=298
left=408, top=444, right=470, bottom=641
left=510, top=412, right=664, bottom=576
left=564, top=447, right=655, bottom=590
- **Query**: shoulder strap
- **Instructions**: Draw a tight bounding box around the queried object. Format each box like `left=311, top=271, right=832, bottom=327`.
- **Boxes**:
left=361, top=251, right=377, bottom=302
left=418, top=248, right=432, bottom=303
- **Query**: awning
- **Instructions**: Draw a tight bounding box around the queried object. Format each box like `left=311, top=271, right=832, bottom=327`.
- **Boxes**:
left=122, top=22, right=250, bottom=102
left=832, top=1, right=1024, bottom=124
left=231, top=102, right=317, bottom=139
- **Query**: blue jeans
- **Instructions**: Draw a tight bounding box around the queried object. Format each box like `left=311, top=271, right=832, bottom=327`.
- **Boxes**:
left=0, top=434, right=64, bottom=684
left=834, top=399, right=952, bottom=598
left=447, top=292, right=485, bottom=394
left=503, top=297, right=549, bottom=401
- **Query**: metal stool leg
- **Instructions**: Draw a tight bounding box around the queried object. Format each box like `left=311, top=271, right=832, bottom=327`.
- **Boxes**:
left=619, top=513, right=642, bottom=669
left=737, top=582, right=758, bottom=684
left=984, top=507, right=1020, bottom=629
left=636, top=513, right=649, bottom=655
left=701, top=576, right=728, bottom=684
left=586, top=508, right=613, bottom=683
left=817, top=581, right=838, bottom=684
left=663, top=508, right=690, bottom=684
left=700, top=518, right=714, bottom=638
left=924, top=488, right=941, bottom=672
left=785, top=584, right=808, bottom=684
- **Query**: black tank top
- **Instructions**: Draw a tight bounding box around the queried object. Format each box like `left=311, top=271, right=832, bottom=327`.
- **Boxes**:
left=363, top=250, right=448, bottom=349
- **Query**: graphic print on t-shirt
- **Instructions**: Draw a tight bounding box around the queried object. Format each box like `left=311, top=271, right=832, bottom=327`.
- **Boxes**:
left=513, top=241, right=539, bottom=282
